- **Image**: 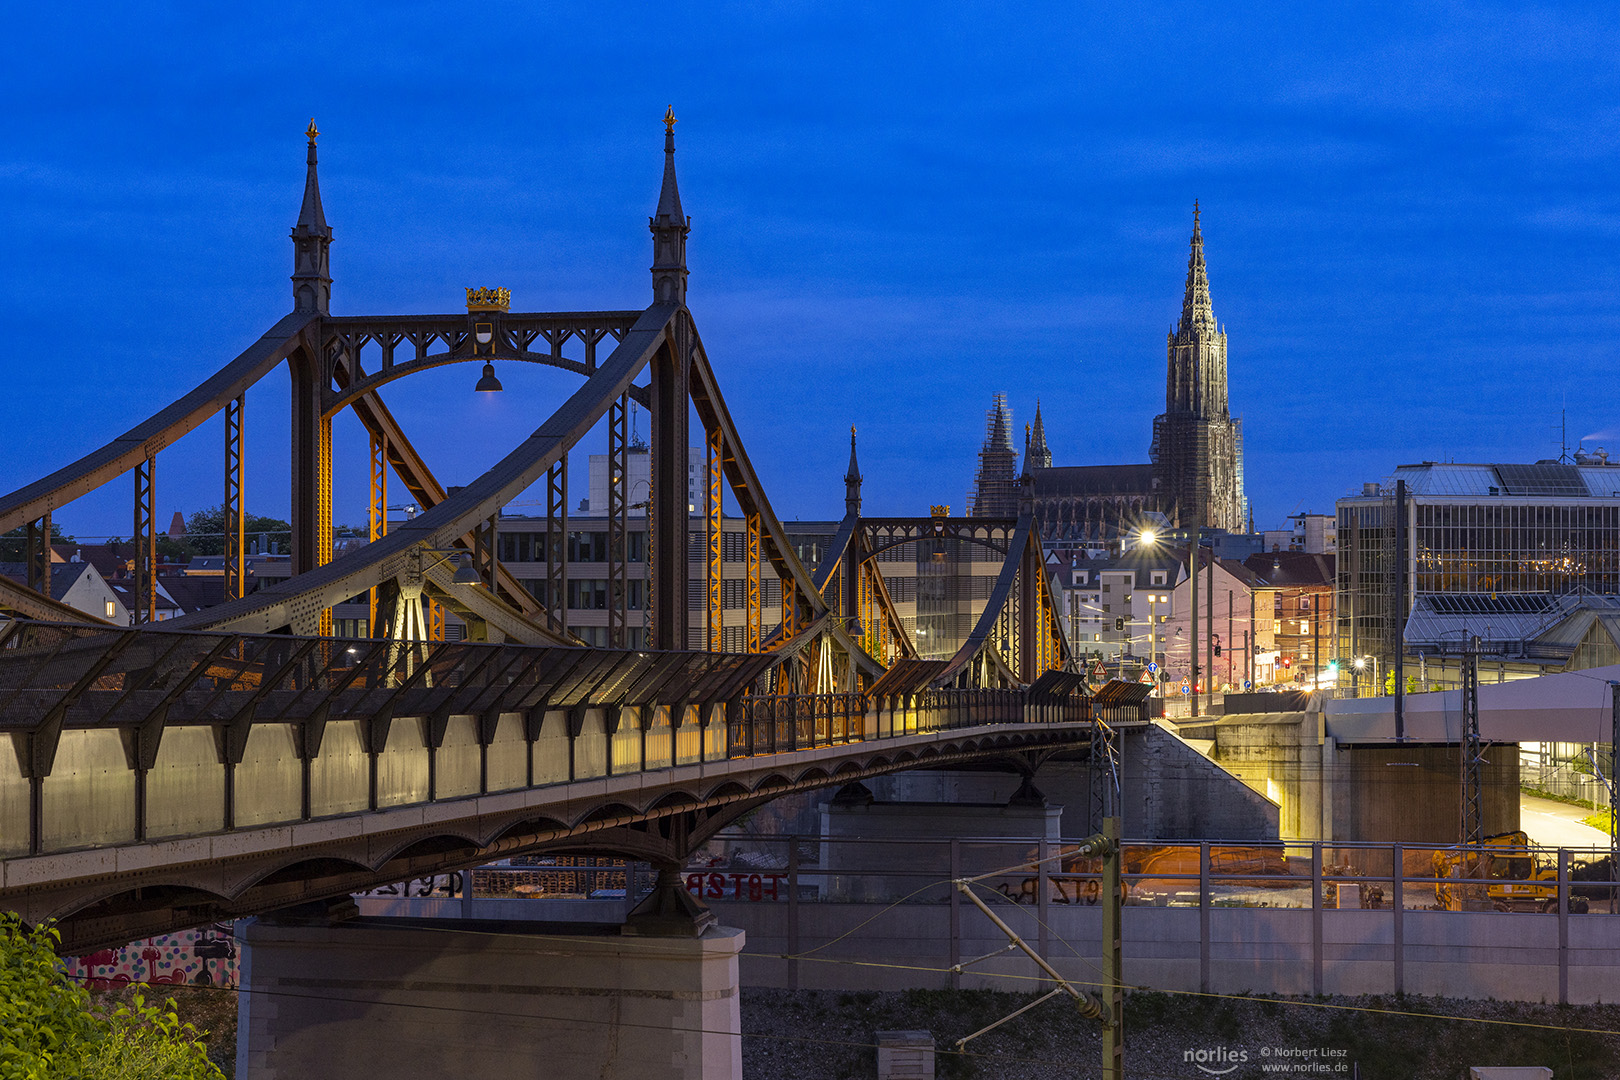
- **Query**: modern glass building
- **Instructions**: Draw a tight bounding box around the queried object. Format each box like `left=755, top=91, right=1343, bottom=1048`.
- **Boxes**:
left=1336, top=457, right=1620, bottom=685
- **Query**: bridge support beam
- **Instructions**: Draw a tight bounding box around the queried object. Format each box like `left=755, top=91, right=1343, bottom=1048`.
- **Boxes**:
left=236, top=915, right=744, bottom=1080
left=648, top=320, right=690, bottom=650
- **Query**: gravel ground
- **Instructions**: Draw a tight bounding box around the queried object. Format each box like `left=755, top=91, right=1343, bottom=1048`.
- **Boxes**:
left=741, top=987, right=1620, bottom=1080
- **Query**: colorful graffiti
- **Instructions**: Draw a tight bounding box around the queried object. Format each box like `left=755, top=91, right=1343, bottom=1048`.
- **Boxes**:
left=67, top=923, right=238, bottom=990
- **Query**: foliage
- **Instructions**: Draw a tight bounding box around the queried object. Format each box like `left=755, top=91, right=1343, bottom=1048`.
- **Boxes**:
left=0, top=523, right=71, bottom=563
left=0, top=914, right=223, bottom=1080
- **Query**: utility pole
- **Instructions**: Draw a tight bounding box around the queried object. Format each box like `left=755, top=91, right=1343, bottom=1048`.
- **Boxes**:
left=1226, top=589, right=1233, bottom=692
left=1462, top=635, right=1483, bottom=848
left=1190, top=543, right=1199, bottom=718
left=950, top=822, right=1122, bottom=1079
left=1206, top=545, right=1215, bottom=703
left=1611, top=682, right=1618, bottom=914
left=1394, top=478, right=1408, bottom=738
left=1101, top=815, right=1123, bottom=1080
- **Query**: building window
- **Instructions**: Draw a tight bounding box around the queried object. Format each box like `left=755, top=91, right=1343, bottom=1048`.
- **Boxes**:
left=568, top=579, right=610, bottom=610
left=104, top=600, right=116, bottom=618
left=1151, top=571, right=1167, bottom=585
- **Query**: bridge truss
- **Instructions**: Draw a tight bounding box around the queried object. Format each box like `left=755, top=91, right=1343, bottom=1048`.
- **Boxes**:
left=0, top=116, right=1084, bottom=949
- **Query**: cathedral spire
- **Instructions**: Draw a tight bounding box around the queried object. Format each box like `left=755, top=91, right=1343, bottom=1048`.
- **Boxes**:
left=844, top=426, right=863, bottom=517
left=649, top=106, right=690, bottom=306
left=1179, top=200, right=1214, bottom=335
left=291, top=119, right=332, bottom=314
left=1028, top=399, right=1052, bottom=470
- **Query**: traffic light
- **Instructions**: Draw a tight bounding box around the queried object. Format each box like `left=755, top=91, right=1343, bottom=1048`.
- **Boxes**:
left=1115, top=617, right=1125, bottom=631
left=1281, top=657, right=1292, bottom=669
left=1213, top=636, right=1222, bottom=657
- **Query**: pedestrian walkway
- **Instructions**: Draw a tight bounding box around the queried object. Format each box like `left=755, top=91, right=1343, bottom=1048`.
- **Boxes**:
left=1520, top=794, right=1610, bottom=849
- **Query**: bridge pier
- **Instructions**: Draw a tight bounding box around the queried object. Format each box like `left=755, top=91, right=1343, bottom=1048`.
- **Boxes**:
left=236, top=912, right=744, bottom=1080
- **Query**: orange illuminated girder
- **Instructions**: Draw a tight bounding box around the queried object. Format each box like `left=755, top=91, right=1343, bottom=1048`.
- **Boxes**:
left=368, top=429, right=387, bottom=634
left=705, top=425, right=723, bottom=652
left=746, top=511, right=761, bottom=652
left=316, top=414, right=333, bottom=638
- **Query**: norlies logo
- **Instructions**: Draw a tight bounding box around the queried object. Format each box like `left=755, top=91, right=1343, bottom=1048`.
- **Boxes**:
left=1185, top=1045, right=1249, bottom=1075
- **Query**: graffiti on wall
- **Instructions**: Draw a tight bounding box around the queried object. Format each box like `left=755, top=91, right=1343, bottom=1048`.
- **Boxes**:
left=67, top=923, right=238, bottom=990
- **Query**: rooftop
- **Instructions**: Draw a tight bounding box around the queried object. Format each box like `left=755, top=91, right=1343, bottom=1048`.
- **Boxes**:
left=1354, top=461, right=1620, bottom=500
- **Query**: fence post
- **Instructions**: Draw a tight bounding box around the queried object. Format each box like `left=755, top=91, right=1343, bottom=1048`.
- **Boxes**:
left=1558, top=847, right=1569, bottom=1005
left=950, top=839, right=962, bottom=990
left=1392, top=843, right=1404, bottom=996
left=1199, top=841, right=1211, bottom=994
left=1038, top=837, right=1051, bottom=961
left=1312, top=843, right=1324, bottom=996
left=788, top=836, right=800, bottom=991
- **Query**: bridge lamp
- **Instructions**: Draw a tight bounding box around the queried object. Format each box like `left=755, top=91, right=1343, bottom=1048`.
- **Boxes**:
left=474, top=362, right=503, bottom=393
left=450, top=551, right=483, bottom=586
left=1139, top=528, right=1156, bottom=546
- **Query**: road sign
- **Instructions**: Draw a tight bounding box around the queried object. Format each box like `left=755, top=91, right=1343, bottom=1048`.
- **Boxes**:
left=1146, top=662, right=1158, bottom=674
left=1180, top=682, right=1190, bottom=695
left=1243, top=680, right=1252, bottom=690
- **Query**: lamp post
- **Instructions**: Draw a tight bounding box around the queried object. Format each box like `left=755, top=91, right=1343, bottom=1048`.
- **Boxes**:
left=1353, top=655, right=1380, bottom=698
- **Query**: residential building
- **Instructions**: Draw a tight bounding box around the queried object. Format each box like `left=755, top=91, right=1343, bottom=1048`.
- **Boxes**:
left=0, top=561, right=126, bottom=624
left=1245, top=551, right=1335, bottom=688
left=1057, top=545, right=1273, bottom=693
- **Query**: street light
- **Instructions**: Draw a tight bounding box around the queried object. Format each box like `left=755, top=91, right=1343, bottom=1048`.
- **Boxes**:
left=474, top=362, right=503, bottom=393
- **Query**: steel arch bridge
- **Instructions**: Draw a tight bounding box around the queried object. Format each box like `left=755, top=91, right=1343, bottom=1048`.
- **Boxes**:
left=0, top=116, right=1097, bottom=951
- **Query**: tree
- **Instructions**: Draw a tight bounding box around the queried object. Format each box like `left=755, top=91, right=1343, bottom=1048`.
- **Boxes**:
left=0, top=522, right=71, bottom=562
left=0, top=914, right=223, bottom=1079
left=178, top=506, right=293, bottom=557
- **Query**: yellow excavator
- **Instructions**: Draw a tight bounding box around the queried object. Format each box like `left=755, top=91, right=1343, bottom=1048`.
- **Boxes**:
left=1432, top=831, right=1588, bottom=913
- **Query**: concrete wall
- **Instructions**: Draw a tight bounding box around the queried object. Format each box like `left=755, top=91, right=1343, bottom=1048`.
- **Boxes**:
left=1181, top=708, right=1521, bottom=845
left=1329, top=743, right=1519, bottom=846
left=712, top=898, right=1620, bottom=1004
left=237, top=917, right=744, bottom=1080
left=1030, top=727, right=1280, bottom=840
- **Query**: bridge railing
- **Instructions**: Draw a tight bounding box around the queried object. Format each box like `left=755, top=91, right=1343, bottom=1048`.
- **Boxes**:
left=725, top=688, right=1070, bottom=757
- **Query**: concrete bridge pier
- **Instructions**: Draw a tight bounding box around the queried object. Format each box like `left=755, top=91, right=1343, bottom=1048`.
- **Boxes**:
left=236, top=905, right=744, bottom=1080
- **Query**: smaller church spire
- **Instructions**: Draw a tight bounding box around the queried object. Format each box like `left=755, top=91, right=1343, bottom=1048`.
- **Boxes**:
left=649, top=106, right=690, bottom=306
left=291, top=119, right=332, bottom=314
left=1028, top=399, right=1052, bottom=470
left=844, top=425, right=863, bottom=517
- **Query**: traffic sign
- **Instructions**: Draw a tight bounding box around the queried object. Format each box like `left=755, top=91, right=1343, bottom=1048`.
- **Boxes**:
left=1146, top=662, right=1158, bottom=674
left=1243, top=680, right=1252, bottom=690
left=1180, top=682, right=1190, bottom=695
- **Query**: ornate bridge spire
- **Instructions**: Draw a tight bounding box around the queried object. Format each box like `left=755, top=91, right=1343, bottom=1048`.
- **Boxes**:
left=649, top=106, right=690, bottom=306
left=844, top=425, right=863, bottom=517
left=291, top=118, right=332, bottom=314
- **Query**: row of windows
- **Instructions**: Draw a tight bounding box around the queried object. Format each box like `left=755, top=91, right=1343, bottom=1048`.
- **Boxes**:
left=498, top=531, right=647, bottom=564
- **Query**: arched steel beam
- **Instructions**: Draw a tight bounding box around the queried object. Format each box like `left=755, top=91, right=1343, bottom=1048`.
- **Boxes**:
left=165, top=304, right=680, bottom=635
left=325, top=349, right=602, bottom=418
left=0, top=312, right=316, bottom=533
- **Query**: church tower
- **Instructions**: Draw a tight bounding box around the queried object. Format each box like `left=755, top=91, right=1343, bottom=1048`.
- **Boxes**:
left=969, top=393, right=1019, bottom=517
left=1150, top=205, right=1246, bottom=531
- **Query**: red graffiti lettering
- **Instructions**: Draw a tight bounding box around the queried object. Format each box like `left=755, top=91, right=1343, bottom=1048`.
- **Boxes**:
left=685, top=873, right=705, bottom=895
left=707, top=873, right=724, bottom=899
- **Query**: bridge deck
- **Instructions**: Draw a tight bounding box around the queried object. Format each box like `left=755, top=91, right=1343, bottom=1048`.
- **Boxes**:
left=0, top=622, right=1101, bottom=951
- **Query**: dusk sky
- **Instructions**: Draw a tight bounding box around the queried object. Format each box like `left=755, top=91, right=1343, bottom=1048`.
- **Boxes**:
left=3, top=3, right=1617, bottom=538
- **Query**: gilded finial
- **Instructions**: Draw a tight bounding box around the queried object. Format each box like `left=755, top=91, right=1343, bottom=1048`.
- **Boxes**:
left=306, top=118, right=320, bottom=145
left=850, top=424, right=857, bottom=437
left=663, top=106, right=678, bottom=135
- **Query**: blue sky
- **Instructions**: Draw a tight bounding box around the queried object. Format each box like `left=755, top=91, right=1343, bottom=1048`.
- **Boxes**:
left=3, top=3, right=1617, bottom=538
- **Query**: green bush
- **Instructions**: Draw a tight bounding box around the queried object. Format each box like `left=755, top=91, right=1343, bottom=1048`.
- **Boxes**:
left=0, top=914, right=223, bottom=1080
